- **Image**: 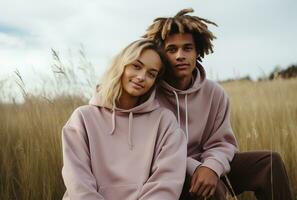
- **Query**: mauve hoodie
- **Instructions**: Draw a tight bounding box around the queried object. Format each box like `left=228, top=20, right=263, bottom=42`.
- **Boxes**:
left=61, top=90, right=187, bottom=200
left=156, top=64, right=238, bottom=178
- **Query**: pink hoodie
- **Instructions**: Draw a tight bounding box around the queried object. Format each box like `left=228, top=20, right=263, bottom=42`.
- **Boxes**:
left=61, top=90, right=187, bottom=200
left=156, top=64, right=238, bottom=177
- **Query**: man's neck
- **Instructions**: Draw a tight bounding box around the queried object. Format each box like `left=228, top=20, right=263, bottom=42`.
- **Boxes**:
left=166, top=75, right=192, bottom=90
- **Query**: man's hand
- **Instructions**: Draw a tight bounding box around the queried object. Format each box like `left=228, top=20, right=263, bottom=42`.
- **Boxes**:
left=189, top=166, right=219, bottom=199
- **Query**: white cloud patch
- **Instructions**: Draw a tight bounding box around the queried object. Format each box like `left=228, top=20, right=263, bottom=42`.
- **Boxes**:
left=0, top=0, right=296, bottom=85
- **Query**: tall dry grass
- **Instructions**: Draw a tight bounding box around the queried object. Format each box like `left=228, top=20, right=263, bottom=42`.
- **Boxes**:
left=0, top=60, right=296, bottom=199
left=0, top=95, right=85, bottom=199
left=223, top=79, right=297, bottom=199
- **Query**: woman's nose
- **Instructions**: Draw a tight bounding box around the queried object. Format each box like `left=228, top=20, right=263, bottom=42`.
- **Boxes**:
left=135, top=71, right=145, bottom=81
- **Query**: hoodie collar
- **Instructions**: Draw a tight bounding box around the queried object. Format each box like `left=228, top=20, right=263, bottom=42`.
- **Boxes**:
left=160, top=63, right=206, bottom=95
left=89, top=89, right=159, bottom=114
left=88, top=89, right=159, bottom=150
left=157, top=63, right=206, bottom=143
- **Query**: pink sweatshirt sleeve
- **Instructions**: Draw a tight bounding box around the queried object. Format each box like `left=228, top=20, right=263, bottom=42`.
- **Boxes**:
left=62, top=109, right=105, bottom=200
left=187, top=157, right=202, bottom=176
left=138, top=114, right=187, bottom=200
left=200, top=91, right=238, bottom=177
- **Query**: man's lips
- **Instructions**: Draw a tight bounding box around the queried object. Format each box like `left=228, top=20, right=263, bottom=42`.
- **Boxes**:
left=175, top=63, right=190, bottom=69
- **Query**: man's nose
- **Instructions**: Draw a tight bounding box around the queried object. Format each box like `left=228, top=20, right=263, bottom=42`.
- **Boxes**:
left=176, top=49, right=185, bottom=61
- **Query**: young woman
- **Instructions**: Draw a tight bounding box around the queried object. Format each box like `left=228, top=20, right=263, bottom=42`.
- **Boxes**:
left=61, top=39, right=187, bottom=200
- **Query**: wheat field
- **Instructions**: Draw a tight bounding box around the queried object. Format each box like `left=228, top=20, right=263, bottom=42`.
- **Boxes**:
left=0, top=78, right=296, bottom=199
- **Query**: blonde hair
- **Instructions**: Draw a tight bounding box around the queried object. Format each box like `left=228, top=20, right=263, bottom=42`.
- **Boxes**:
left=143, top=8, right=217, bottom=61
left=96, top=39, right=165, bottom=109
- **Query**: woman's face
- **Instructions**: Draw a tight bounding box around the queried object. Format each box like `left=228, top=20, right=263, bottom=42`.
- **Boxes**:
left=121, top=49, right=162, bottom=99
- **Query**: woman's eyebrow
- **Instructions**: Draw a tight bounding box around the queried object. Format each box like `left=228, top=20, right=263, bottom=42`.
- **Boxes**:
left=149, top=68, right=159, bottom=73
left=136, top=59, right=144, bottom=66
left=137, top=59, right=159, bottom=72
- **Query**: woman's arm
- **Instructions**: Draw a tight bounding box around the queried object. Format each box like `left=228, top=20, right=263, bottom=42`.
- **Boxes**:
left=62, top=108, right=105, bottom=200
left=138, top=112, right=187, bottom=200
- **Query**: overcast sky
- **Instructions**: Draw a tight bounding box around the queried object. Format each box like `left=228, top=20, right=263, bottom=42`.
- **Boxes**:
left=1, top=0, right=297, bottom=85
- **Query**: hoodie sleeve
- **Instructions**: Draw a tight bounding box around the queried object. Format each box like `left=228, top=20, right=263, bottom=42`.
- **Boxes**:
left=138, top=112, right=187, bottom=200
left=62, top=108, right=105, bottom=200
left=200, top=90, right=238, bottom=177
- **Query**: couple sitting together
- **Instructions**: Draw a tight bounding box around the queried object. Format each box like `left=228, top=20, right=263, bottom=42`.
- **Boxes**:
left=61, top=8, right=292, bottom=200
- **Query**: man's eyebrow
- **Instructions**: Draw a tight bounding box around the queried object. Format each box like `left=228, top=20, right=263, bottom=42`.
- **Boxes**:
left=165, top=43, right=194, bottom=48
left=184, top=43, right=194, bottom=46
left=165, top=44, right=176, bottom=48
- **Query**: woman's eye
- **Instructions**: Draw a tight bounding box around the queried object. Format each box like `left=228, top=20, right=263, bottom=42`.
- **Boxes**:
left=133, top=64, right=141, bottom=70
left=148, top=72, right=157, bottom=79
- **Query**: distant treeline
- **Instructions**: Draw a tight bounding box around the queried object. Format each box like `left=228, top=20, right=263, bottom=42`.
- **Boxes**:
left=221, top=64, right=297, bottom=83
left=268, top=64, right=297, bottom=80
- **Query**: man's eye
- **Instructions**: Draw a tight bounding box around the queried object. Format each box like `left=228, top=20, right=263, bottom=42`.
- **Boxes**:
left=167, top=48, right=176, bottom=53
left=184, top=46, right=193, bottom=51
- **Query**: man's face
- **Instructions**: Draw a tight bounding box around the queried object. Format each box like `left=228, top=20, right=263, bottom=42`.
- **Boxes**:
left=164, top=33, right=197, bottom=80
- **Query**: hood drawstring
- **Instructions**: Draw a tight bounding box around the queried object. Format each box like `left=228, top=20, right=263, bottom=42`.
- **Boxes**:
left=172, top=90, right=189, bottom=142
left=109, top=109, right=116, bottom=135
left=108, top=110, right=134, bottom=150
left=128, top=112, right=134, bottom=150
left=185, top=94, right=189, bottom=142
left=172, top=91, right=181, bottom=126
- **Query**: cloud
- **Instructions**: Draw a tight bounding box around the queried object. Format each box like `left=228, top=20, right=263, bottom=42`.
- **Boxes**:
left=0, top=0, right=296, bottom=83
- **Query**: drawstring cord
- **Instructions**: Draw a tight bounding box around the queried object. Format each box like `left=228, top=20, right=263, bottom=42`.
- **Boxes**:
left=109, top=108, right=116, bottom=135
left=108, top=109, right=134, bottom=150
left=172, top=91, right=181, bottom=126
left=128, top=112, right=134, bottom=150
left=172, top=90, right=189, bottom=142
left=185, top=94, right=189, bottom=142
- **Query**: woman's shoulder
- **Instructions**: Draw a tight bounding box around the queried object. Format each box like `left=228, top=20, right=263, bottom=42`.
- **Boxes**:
left=66, top=105, right=101, bottom=123
left=153, top=107, right=180, bottom=130
left=154, top=106, right=176, bottom=119
left=72, top=105, right=100, bottom=115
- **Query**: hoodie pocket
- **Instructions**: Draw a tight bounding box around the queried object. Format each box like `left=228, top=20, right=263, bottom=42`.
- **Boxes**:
left=99, top=184, right=139, bottom=200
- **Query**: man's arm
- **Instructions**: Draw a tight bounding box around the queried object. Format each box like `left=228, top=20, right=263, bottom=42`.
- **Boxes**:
left=189, top=89, right=238, bottom=198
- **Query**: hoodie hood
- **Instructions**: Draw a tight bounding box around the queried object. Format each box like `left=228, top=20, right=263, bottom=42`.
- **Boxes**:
left=159, top=62, right=206, bottom=95
left=88, top=88, right=159, bottom=150
left=157, top=63, right=206, bottom=142
left=89, top=88, right=159, bottom=113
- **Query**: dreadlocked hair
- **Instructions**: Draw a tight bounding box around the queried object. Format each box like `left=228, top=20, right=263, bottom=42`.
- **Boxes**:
left=143, top=8, right=217, bottom=60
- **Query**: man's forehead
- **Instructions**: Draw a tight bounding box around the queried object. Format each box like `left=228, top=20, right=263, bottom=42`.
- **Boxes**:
left=164, top=33, right=195, bottom=47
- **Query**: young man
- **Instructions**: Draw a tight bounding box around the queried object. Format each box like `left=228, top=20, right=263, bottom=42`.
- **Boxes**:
left=143, top=8, right=292, bottom=200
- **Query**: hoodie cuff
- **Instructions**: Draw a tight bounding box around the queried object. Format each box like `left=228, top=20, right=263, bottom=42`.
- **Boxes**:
left=187, top=157, right=201, bottom=176
left=201, top=158, right=225, bottom=177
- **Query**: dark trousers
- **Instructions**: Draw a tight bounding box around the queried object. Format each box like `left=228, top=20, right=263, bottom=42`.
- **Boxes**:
left=180, top=151, right=293, bottom=200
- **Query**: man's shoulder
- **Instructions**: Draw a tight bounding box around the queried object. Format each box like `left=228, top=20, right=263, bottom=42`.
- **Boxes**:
left=203, top=78, right=226, bottom=96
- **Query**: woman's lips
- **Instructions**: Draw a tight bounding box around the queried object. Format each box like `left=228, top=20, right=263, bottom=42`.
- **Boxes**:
left=130, top=81, right=144, bottom=89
